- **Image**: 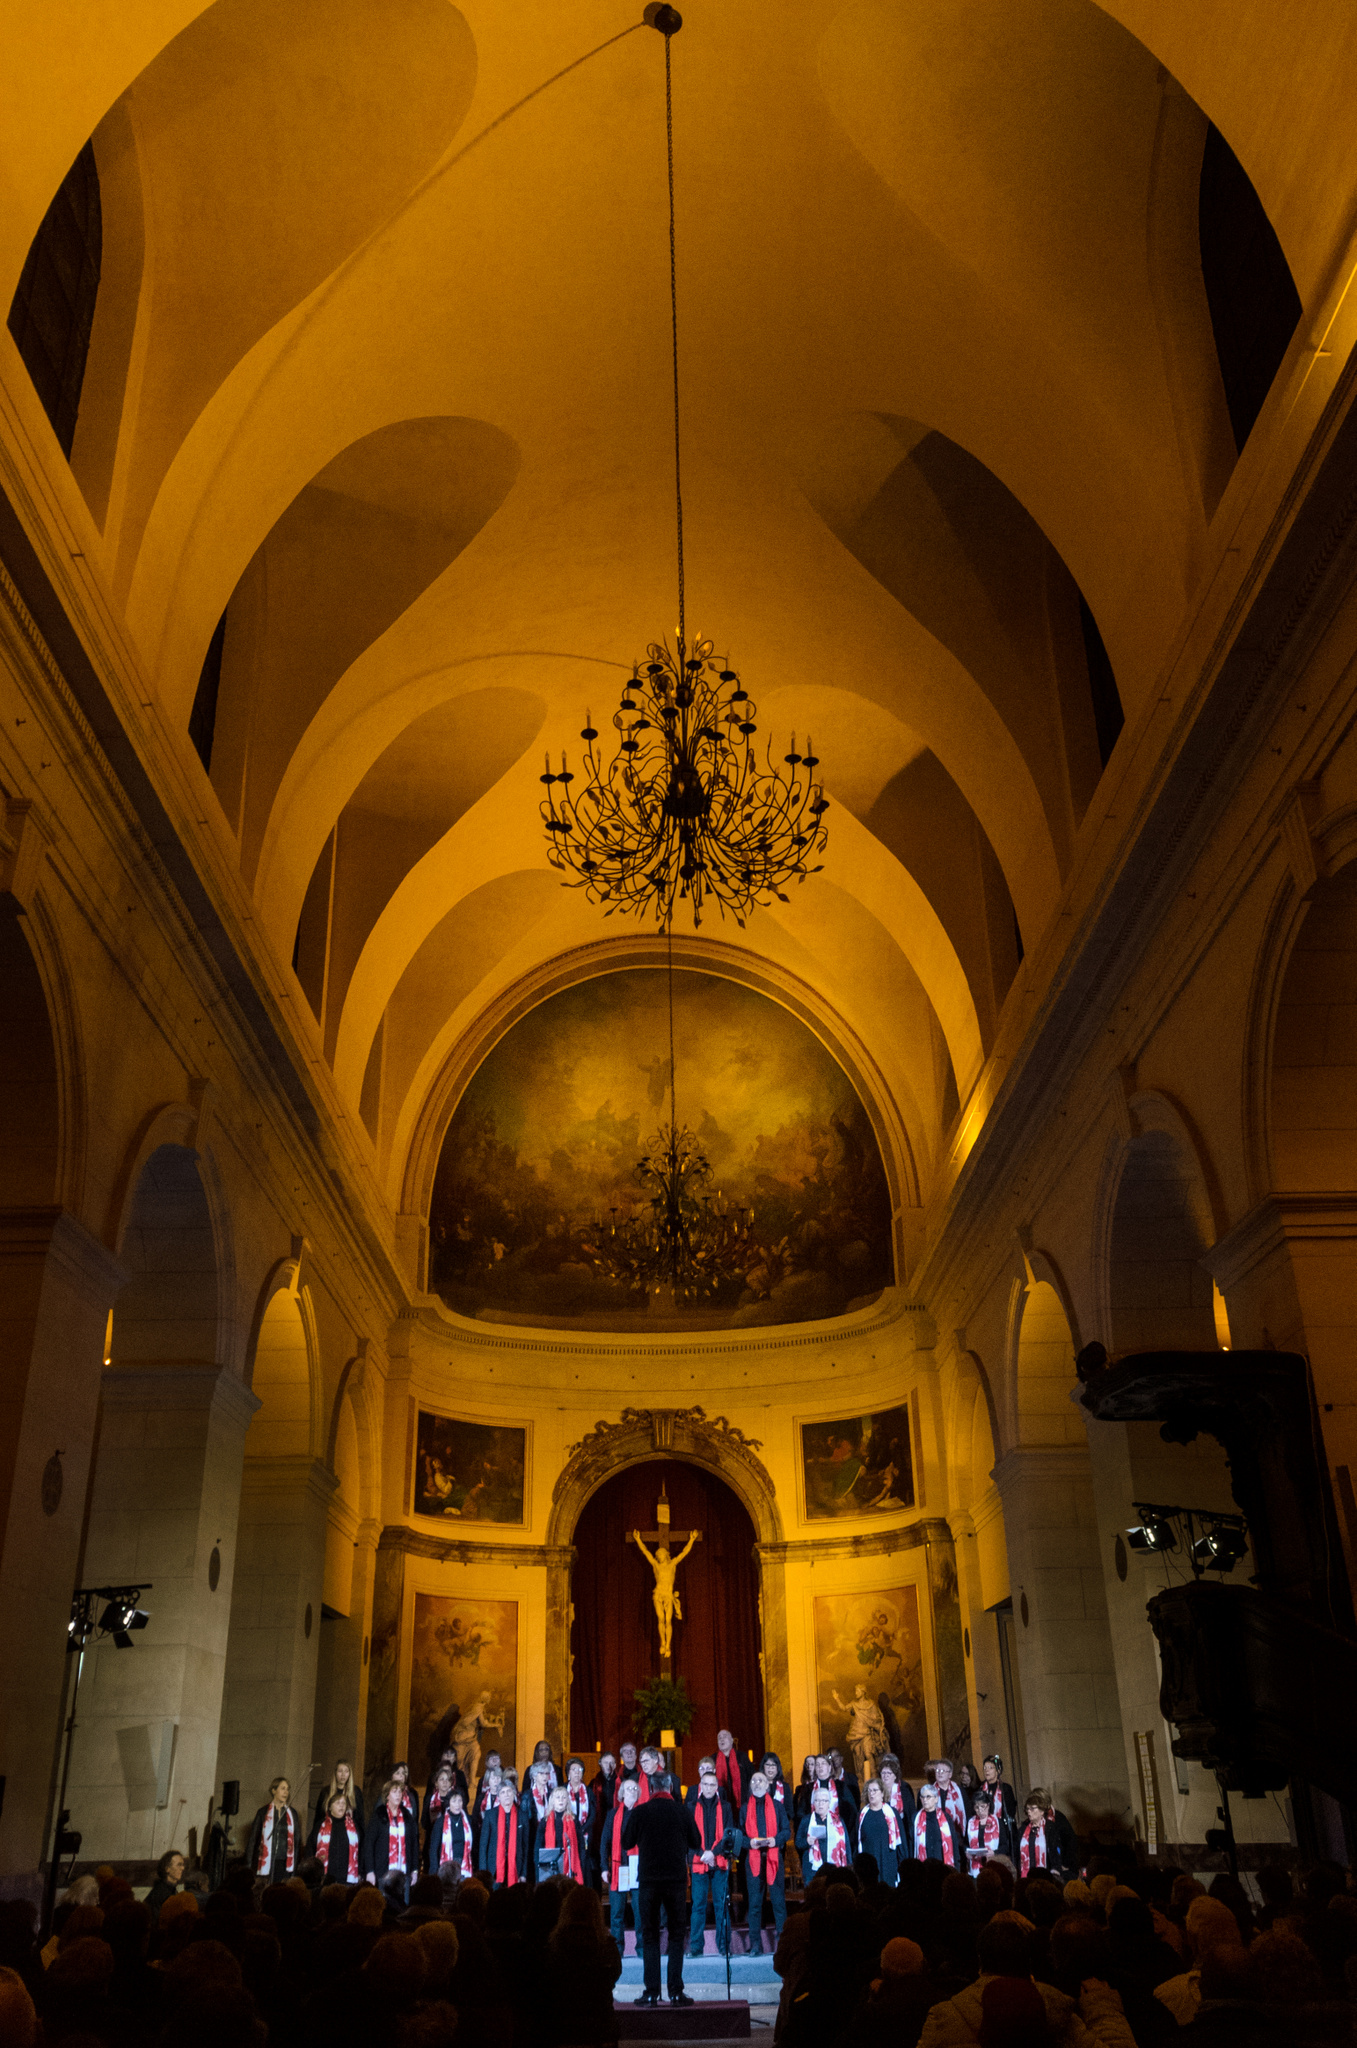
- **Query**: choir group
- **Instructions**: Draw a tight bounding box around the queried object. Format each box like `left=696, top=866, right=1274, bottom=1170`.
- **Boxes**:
left=240, top=1735, right=1080, bottom=1949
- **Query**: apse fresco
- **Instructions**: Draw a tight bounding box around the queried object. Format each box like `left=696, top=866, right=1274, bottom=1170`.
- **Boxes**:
left=428, top=968, right=894, bottom=1328
left=801, top=1402, right=915, bottom=1520
left=815, top=1586, right=927, bottom=1778
left=409, top=1594, right=519, bottom=1782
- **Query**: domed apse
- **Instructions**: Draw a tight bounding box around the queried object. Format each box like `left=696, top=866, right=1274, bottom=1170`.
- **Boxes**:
left=427, top=967, right=895, bottom=1331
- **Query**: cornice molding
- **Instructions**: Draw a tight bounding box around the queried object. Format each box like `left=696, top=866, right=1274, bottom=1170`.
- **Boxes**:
left=379, top=1524, right=575, bottom=1570
left=1205, top=1193, right=1357, bottom=1293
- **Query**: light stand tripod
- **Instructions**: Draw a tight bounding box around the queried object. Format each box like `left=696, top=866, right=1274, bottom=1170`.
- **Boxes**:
left=44, top=1585, right=151, bottom=1936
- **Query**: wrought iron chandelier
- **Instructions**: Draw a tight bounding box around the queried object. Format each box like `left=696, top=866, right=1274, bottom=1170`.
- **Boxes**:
left=540, top=6, right=829, bottom=931
left=591, top=1117, right=755, bottom=1306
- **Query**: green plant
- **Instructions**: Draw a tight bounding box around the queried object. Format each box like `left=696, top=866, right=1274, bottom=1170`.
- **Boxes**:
left=633, top=1673, right=696, bottom=1741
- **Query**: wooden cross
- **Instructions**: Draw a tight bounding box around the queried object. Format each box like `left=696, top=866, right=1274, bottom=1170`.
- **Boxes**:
left=627, top=1484, right=702, bottom=1677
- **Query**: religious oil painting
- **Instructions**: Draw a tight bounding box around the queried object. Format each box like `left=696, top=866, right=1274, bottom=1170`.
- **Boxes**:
left=410, top=1594, right=519, bottom=1783
left=428, top=967, right=894, bottom=1330
left=801, top=1402, right=915, bottom=1521
left=414, top=1410, right=527, bottom=1526
left=814, top=1585, right=927, bottom=1778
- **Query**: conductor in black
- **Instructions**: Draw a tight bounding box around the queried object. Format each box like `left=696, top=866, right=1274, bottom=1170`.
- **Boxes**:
left=622, top=1769, right=702, bottom=2007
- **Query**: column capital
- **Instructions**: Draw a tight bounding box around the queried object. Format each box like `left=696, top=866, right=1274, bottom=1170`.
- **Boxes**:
left=1206, top=1194, right=1357, bottom=1293
left=98, top=1359, right=260, bottom=1433
left=0, top=1204, right=126, bottom=1304
left=990, top=1442, right=1093, bottom=1497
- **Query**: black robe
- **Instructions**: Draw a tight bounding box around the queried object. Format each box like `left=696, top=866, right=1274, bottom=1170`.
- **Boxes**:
left=856, top=1806, right=904, bottom=1885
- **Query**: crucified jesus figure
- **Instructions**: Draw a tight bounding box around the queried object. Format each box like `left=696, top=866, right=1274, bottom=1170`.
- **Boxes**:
left=632, top=1528, right=699, bottom=1661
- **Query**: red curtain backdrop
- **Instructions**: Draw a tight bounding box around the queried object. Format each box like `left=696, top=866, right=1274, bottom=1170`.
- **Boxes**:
left=569, top=1458, right=763, bottom=1762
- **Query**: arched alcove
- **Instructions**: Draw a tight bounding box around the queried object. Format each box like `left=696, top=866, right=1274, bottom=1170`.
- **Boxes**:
left=1108, top=1126, right=1216, bottom=1355
left=0, top=901, right=60, bottom=1205
left=111, top=1142, right=219, bottom=1366
left=245, top=1285, right=314, bottom=1459
left=1014, top=1278, right=1083, bottom=1447
left=569, top=1458, right=762, bottom=1762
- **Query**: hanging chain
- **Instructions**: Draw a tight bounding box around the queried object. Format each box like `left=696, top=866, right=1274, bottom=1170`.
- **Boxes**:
left=664, top=28, right=685, bottom=654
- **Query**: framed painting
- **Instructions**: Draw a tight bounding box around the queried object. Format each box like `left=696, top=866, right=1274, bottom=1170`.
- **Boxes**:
left=414, top=1409, right=527, bottom=1526
left=814, top=1584, right=928, bottom=1778
left=800, top=1402, right=914, bottom=1521
left=409, top=1593, right=519, bottom=1782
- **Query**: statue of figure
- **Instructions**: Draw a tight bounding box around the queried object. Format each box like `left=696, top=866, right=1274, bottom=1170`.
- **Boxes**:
left=632, top=1527, right=699, bottom=1661
left=831, top=1681, right=887, bottom=1784
left=451, top=1689, right=506, bottom=1788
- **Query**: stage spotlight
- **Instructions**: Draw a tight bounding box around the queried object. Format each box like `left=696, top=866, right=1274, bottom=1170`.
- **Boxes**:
left=1126, top=1517, right=1177, bottom=1554
left=99, top=1598, right=149, bottom=1649
left=1190, top=1525, right=1248, bottom=1573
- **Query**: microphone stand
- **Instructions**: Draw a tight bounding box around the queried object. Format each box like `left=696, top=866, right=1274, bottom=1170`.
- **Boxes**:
left=720, top=1879, right=732, bottom=2001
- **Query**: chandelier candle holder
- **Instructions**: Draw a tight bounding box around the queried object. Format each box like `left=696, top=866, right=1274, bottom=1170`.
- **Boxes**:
left=541, top=640, right=828, bottom=929
left=540, top=7, right=829, bottom=929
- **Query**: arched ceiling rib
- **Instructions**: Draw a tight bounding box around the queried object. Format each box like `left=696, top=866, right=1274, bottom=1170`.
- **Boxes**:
left=6, top=0, right=1357, bottom=1257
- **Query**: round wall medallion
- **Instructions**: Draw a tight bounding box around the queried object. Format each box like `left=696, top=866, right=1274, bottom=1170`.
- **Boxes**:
left=304, top=1603, right=313, bottom=1638
left=1019, top=1591, right=1030, bottom=1627
left=40, top=1451, right=63, bottom=1516
left=1114, top=1533, right=1129, bottom=1583
left=963, top=1627, right=971, bottom=1658
left=208, top=1546, right=221, bottom=1591
left=363, top=1635, right=370, bottom=1666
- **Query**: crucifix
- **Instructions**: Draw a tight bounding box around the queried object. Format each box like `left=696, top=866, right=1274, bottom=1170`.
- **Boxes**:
left=628, top=1483, right=701, bottom=1674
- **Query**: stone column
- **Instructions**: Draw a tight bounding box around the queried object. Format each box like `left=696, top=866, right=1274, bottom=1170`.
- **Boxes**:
left=543, top=1545, right=576, bottom=1762
left=66, top=1362, right=259, bottom=1868
left=755, top=1543, right=792, bottom=1766
left=0, top=1207, right=125, bottom=1900
left=312, top=1517, right=379, bottom=1794
left=362, top=1536, right=404, bottom=1808
left=990, top=1444, right=1130, bottom=1830
left=216, top=1456, right=337, bottom=1826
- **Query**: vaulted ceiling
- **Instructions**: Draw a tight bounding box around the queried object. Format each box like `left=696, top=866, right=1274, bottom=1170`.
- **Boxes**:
left=4, top=0, right=1351, bottom=1248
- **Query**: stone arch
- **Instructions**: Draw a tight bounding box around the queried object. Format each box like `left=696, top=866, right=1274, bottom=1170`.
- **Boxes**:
left=547, top=1409, right=783, bottom=1551
left=0, top=897, right=61, bottom=1208
left=542, top=1407, right=787, bottom=1767
left=1013, top=1277, right=1085, bottom=1450
left=244, top=1259, right=322, bottom=1461
left=1095, top=1094, right=1219, bottom=1357
left=110, top=1138, right=222, bottom=1370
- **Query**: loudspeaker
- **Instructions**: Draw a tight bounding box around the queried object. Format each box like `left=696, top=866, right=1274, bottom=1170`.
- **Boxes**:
left=220, top=1779, right=240, bottom=1816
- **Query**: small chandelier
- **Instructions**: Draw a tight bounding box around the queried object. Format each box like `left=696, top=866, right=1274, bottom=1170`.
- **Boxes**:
left=540, top=7, right=829, bottom=930
left=590, top=1122, right=755, bottom=1305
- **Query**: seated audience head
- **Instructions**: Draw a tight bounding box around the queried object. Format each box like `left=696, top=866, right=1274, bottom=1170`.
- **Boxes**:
left=349, top=1886, right=385, bottom=1927
left=977, top=1914, right=1034, bottom=1978
left=980, top=1976, right=1051, bottom=2044
left=1185, top=1895, right=1246, bottom=1959
left=364, top=1931, right=427, bottom=2007
left=881, top=1936, right=926, bottom=1977
left=0, top=1968, right=35, bottom=2048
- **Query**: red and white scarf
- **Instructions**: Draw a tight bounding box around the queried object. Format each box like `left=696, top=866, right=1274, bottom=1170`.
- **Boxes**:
left=607, top=1802, right=639, bottom=1889
left=912, top=1808, right=955, bottom=1866
left=387, top=1811, right=409, bottom=1874
left=394, top=1785, right=418, bottom=1824
left=882, top=1781, right=905, bottom=1817
left=1019, top=1822, right=1047, bottom=1879
left=438, top=1809, right=474, bottom=1878
left=861, top=1803, right=902, bottom=1854
left=541, top=1808, right=585, bottom=1882
left=567, top=1785, right=591, bottom=1831
left=691, top=1796, right=729, bottom=1874
left=315, top=1813, right=360, bottom=1883
left=803, top=1811, right=848, bottom=1871
left=715, top=1749, right=746, bottom=1805
left=743, top=1795, right=781, bottom=1881
left=493, top=1804, right=521, bottom=1887
left=814, top=1777, right=840, bottom=1814
left=257, top=1804, right=295, bottom=1876
left=966, top=1814, right=999, bottom=1874
left=934, top=1779, right=966, bottom=1830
